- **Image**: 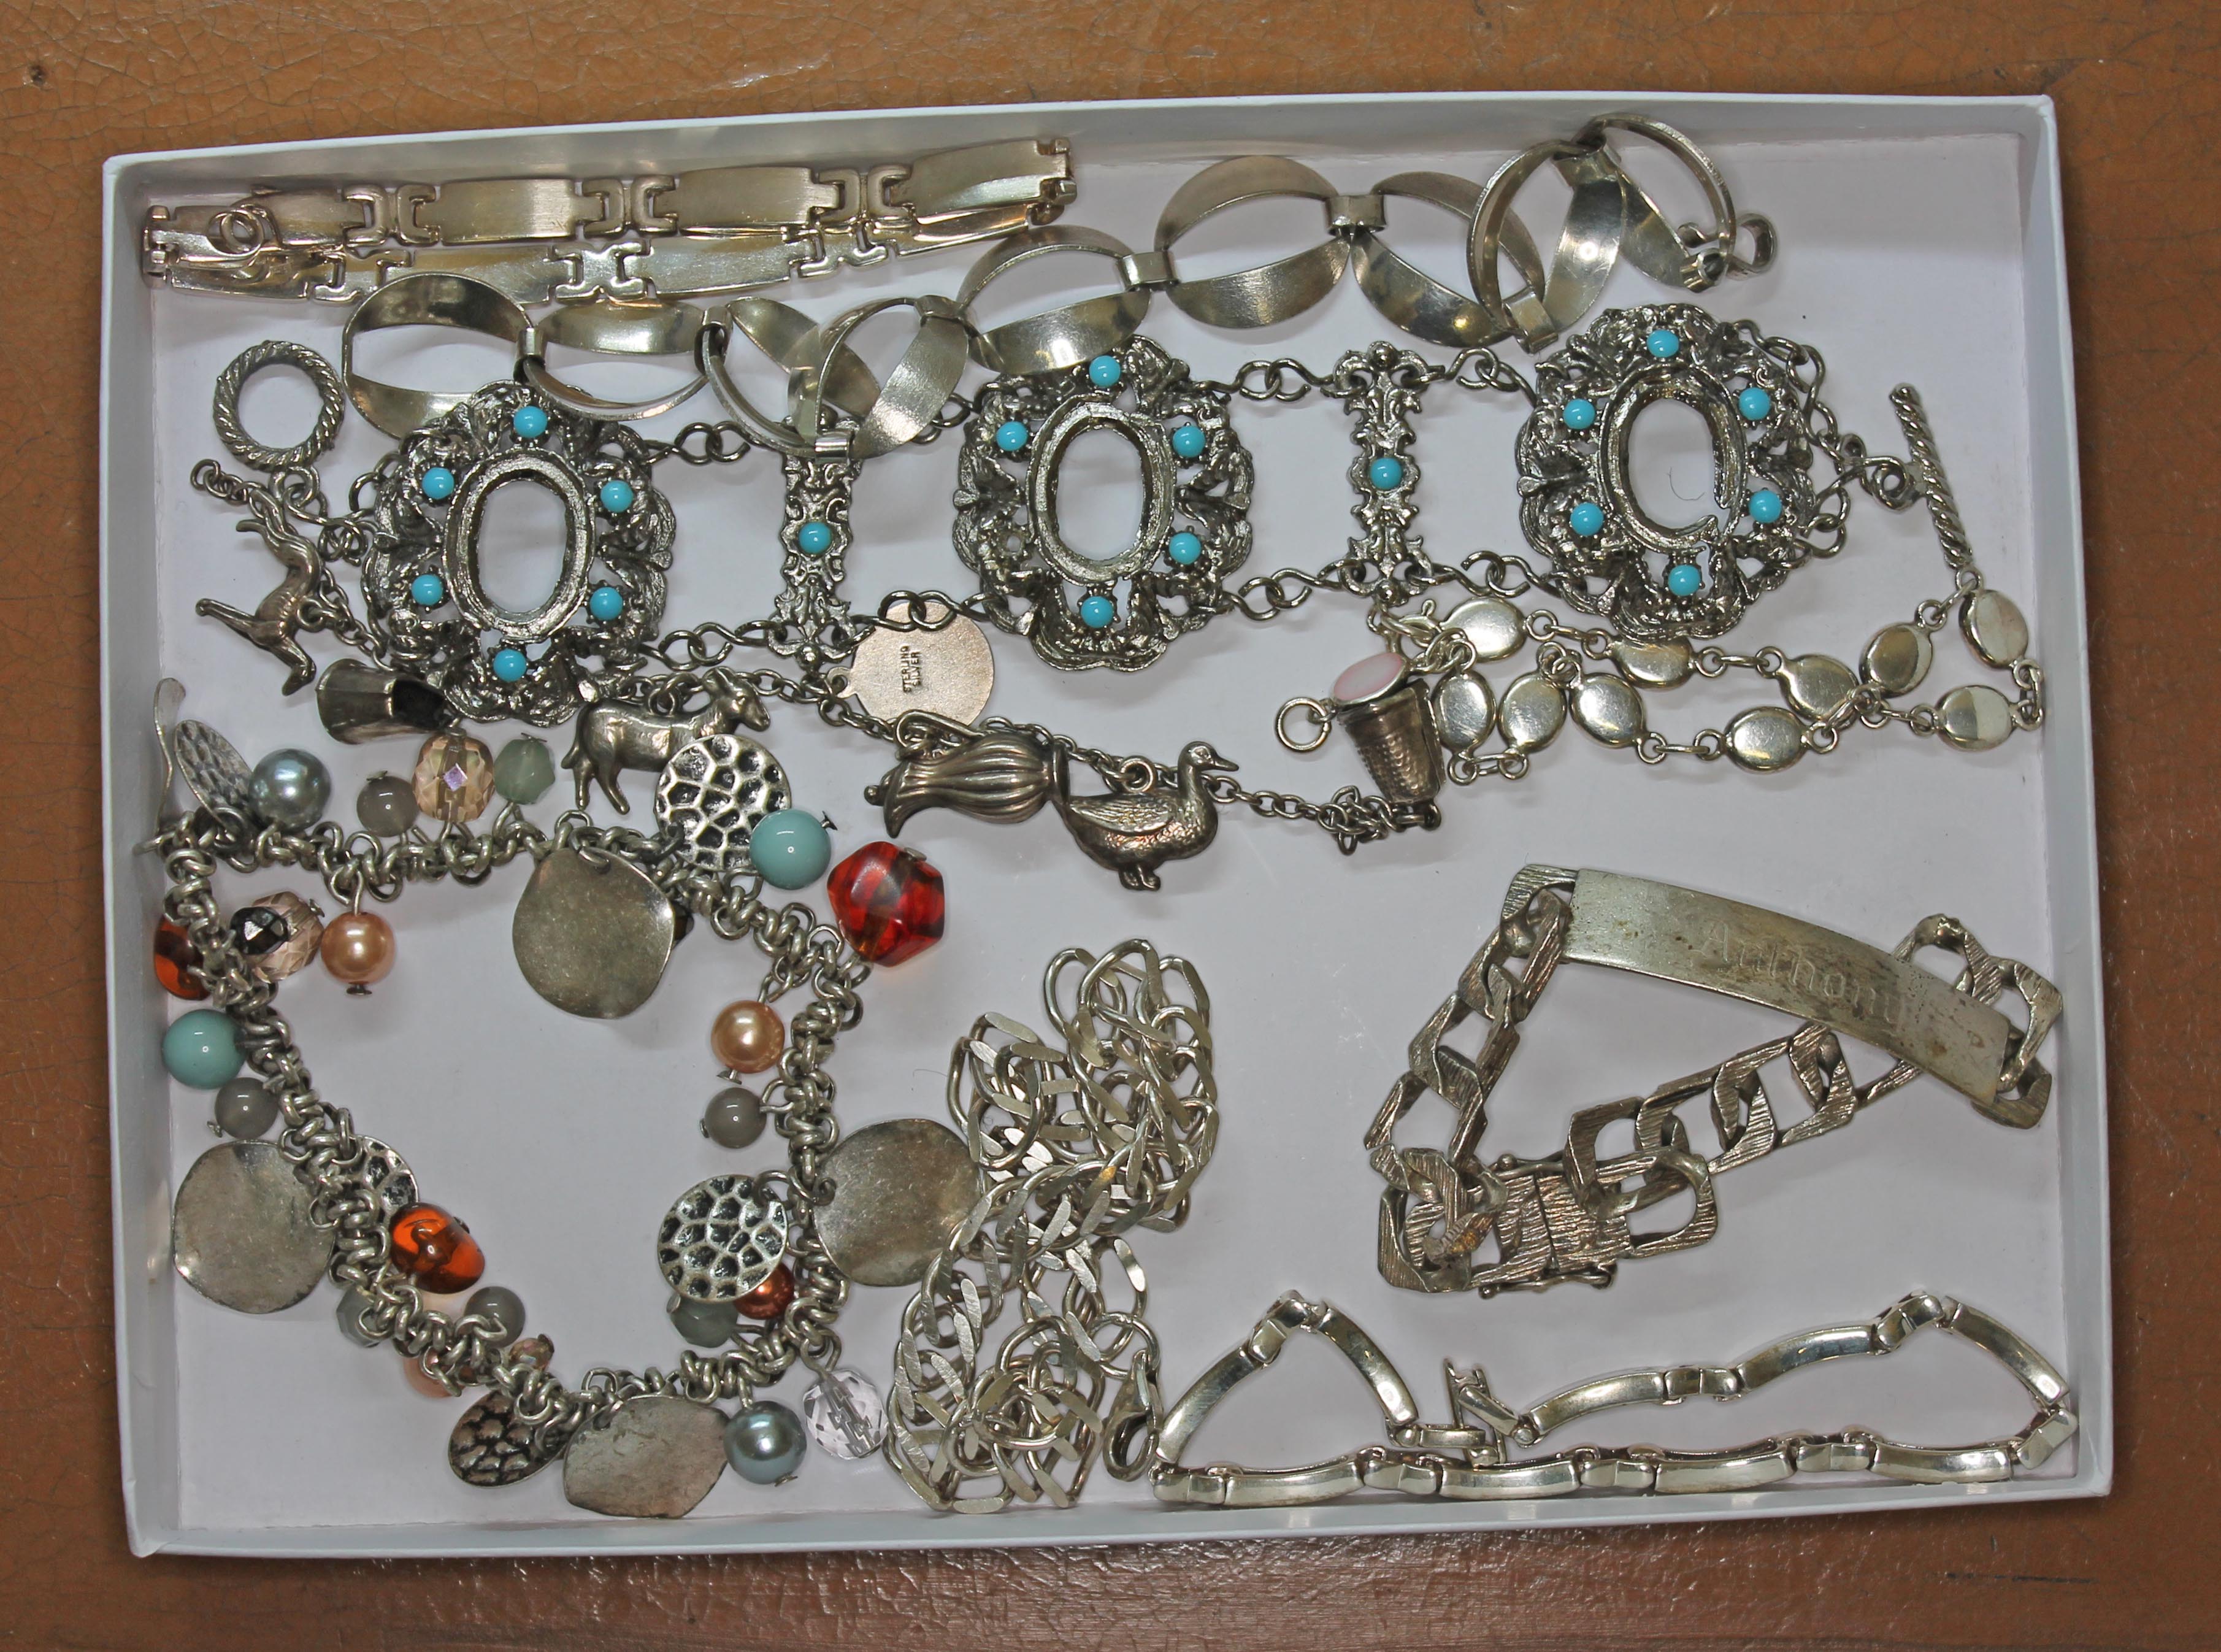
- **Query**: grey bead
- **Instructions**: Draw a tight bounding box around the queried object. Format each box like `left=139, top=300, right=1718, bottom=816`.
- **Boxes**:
left=356, top=774, right=420, bottom=837
left=213, top=1077, right=280, bottom=1140
left=248, top=748, right=333, bottom=829
left=723, top=1400, right=807, bottom=1484
left=336, top=1288, right=385, bottom=1347
left=464, top=1285, right=526, bottom=1346
left=669, top=1295, right=740, bottom=1348
left=702, top=1086, right=767, bottom=1150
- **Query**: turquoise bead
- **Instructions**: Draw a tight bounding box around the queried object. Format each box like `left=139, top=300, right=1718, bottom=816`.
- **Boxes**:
left=1087, top=355, right=1122, bottom=388
left=1171, top=423, right=1207, bottom=459
left=994, top=420, right=1029, bottom=453
left=420, top=467, right=456, bottom=501
left=797, top=520, right=834, bottom=555
left=1665, top=563, right=1704, bottom=597
left=1748, top=488, right=1784, bottom=524
left=1646, top=328, right=1680, bottom=359
left=589, top=584, right=624, bottom=621
left=1737, top=386, right=1772, bottom=421
left=1079, top=594, right=1116, bottom=629
left=163, top=1009, right=243, bottom=1090
left=492, top=648, right=529, bottom=683
left=1367, top=455, right=1405, bottom=491
left=410, top=572, right=445, bottom=607
left=599, top=478, right=635, bottom=513
left=1569, top=501, right=1605, bottom=537
left=1562, top=398, right=1597, bottom=431
left=1167, top=531, right=1203, bottom=566
left=748, top=809, right=832, bottom=890
left=512, top=404, right=549, bottom=439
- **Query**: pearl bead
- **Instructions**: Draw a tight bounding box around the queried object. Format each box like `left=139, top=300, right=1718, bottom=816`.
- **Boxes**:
left=401, top=1354, right=455, bottom=1399
left=588, top=583, right=624, bottom=621
left=994, top=420, right=1029, bottom=453
left=420, top=467, right=456, bottom=501
left=599, top=478, right=635, bottom=513
left=491, top=647, right=529, bottom=683
left=724, top=1400, right=807, bottom=1484
left=670, top=1296, right=740, bottom=1347
left=1748, top=488, right=1784, bottom=524
left=1737, top=385, right=1772, bottom=421
left=512, top=404, right=549, bottom=439
left=410, top=572, right=447, bottom=607
left=797, top=520, right=833, bottom=555
left=214, top=1077, right=280, bottom=1140
left=737, top=1263, right=796, bottom=1321
left=1646, top=328, right=1681, bottom=359
left=163, top=1009, right=243, bottom=1089
left=1665, top=563, right=1705, bottom=597
left=1367, top=455, right=1405, bottom=490
left=1087, top=355, right=1122, bottom=388
left=703, top=1086, right=767, bottom=1149
left=1079, top=594, right=1116, bottom=629
left=1569, top=501, right=1605, bottom=537
left=1167, top=531, right=1203, bottom=566
left=464, top=1285, right=526, bottom=1346
left=248, top=748, right=332, bottom=828
left=356, top=774, right=419, bottom=836
left=1562, top=398, right=1597, bottom=431
left=1171, top=423, right=1207, bottom=459
left=321, top=912, right=396, bottom=992
left=748, top=809, right=832, bottom=889
left=711, top=1001, right=784, bottom=1074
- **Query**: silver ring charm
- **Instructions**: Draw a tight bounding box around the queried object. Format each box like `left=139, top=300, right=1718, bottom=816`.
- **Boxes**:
left=957, top=225, right=1151, bottom=374
left=360, top=381, right=672, bottom=724
left=1516, top=303, right=1841, bottom=642
left=955, top=337, right=1252, bottom=672
left=211, top=340, right=345, bottom=471
left=340, top=272, right=530, bottom=438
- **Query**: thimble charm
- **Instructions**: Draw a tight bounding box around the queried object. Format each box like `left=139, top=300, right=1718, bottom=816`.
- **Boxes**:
left=1276, top=653, right=1446, bottom=805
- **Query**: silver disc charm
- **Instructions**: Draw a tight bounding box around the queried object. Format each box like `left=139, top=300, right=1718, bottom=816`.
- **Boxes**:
left=815, top=1118, right=977, bottom=1288
left=562, top=1396, right=727, bottom=1518
left=658, top=1174, right=789, bottom=1302
left=172, top=1140, right=332, bottom=1314
left=450, top=1388, right=570, bottom=1488
left=845, top=601, right=996, bottom=726
left=654, top=732, right=791, bottom=880
left=170, top=720, right=256, bottom=818
left=512, top=847, right=677, bottom=1019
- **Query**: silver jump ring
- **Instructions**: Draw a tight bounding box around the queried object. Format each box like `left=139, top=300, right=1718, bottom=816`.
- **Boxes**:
left=211, top=340, right=345, bottom=472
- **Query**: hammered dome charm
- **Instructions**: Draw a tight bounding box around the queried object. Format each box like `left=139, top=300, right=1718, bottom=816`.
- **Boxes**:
left=654, top=731, right=791, bottom=879
left=657, top=1174, right=789, bottom=1303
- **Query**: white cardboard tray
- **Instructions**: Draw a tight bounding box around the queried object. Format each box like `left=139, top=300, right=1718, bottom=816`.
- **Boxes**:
left=101, top=91, right=2108, bottom=1557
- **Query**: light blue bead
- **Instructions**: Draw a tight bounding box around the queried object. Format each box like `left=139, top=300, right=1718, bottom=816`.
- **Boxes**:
left=1079, top=594, right=1116, bottom=629
left=994, top=420, right=1029, bottom=454
left=1167, top=531, right=1203, bottom=567
left=1087, top=354, right=1122, bottom=388
left=724, top=1400, right=807, bottom=1485
left=1665, top=563, right=1704, bottom=597
left=599, top=478, right=635, bottom=513
left=163, top=1009, right=243, bottom=1090
left=420, top=467, right=456, bottom=502
left=1646, top=328, right=1681, bottom=359
left=1569, top=501, right=1605, bottom=537
left=492, top=648, right=529, bottom=682
left=1737, top=386, right=1773, bottom=421
left=588, top=584, right=624, bottom=621
left=1562, top=398, right=1597, bottom=431
left=1748, top=488, right=1785, bottom=525
left=1367, top=455, right=1406, bottom=491
left=511, top=404, right=549, bottom=439
left=1172, top=423, right=1207, bottom=459
left=797, top=520, right=834, bottom=555
left=410, top=572, right=446, bottom=607
left=748, top=809, right=832, bottom=890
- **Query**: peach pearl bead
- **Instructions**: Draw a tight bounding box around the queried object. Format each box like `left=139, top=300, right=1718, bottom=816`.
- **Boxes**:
left=321, top=911, right=395, bottom=992
left=710, top=999, right=784, bottom=1074
left=400, top=1354, right=455, bottom=1399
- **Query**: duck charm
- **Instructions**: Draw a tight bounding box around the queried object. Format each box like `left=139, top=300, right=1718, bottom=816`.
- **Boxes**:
left=1052, top=742, right=1231, bottom=891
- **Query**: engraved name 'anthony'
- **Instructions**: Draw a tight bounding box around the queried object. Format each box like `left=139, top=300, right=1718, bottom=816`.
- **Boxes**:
left=1697, top=920, right=1906, bottom=1033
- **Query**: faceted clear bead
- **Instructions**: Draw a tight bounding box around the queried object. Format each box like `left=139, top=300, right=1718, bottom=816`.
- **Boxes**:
left=802, top=1368, right=888, bottom=1459
left=413, top=732, right=497, bottom=824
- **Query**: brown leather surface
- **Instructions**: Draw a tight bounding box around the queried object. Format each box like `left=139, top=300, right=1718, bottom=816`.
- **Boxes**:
left=2, top=2, right=2214, bottom=1646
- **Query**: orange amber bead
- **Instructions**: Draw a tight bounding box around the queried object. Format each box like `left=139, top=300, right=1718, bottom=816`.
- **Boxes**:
left=153, top=918, right=209, bottom=1001
left=735, top=1262, right=796, bottom=1321
left=710, top=1000, right=784, bottom=1075
left=389, top=1204, right=486, bottom=1294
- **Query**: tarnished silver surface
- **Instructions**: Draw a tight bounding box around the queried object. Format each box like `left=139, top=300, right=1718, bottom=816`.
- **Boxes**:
left=653, top=731, right=791, bottom=879
left=1444, top=594, right=1525, bottom=663
left=1862, top=622, right=1935, bottom=696
left=1962, top=589, right=2031, bottom=669
left=1724, top=705, right=1806, bottom=772
left=561, top=1395, right=729, bottom=1518
left=1432, top=672, right=1497, bottom=753
left=1496, top=672, right=1567, bottom=753
left=511, top=846, right=676, bottom=1018
left=1570, top=674, right=1646, bottom=747
left=867, top=719, right=1059, bottom=836
left=357, top=1137, right=418, bottom=1224
left=1936, top=683, right=2016, bottom=752
left=815, top=1119, right=978, bottom=1288
left=172, top=1140, right=333, bottom=1315
left=168, top=718, right=256, bottom=819
left=656, top=1174, right=789, bottom=1302
left=562, top=673, right=769, bottom=813
left=340, top=273, right=531, bottom=437
left=450, top=1386, right=569, bottom=1487
left=843, top=602, right=995, bottom=726
left=212, top=339, right=344, bottom=472
left=1153, top=1290, right=2075, bottom=1508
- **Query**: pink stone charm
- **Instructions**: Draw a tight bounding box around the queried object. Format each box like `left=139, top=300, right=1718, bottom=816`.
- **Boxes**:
left=1333, top=652, right=1408, bottom=705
